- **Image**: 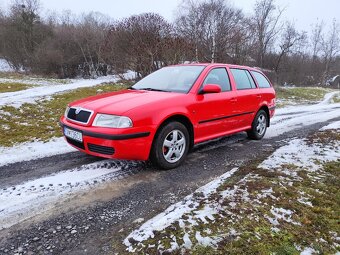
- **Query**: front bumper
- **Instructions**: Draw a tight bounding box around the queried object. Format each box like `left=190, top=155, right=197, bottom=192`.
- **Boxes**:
left=60, top=117, right=154, bottom=161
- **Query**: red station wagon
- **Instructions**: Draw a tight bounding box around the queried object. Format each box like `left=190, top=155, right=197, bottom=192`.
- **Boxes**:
left=60, top=64, right=276, bottom=169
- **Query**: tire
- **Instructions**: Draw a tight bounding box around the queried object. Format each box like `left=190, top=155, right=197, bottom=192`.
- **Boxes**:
left=150, top=121, right=190, bottom=169
left=247, top=110, right=268, bottom=140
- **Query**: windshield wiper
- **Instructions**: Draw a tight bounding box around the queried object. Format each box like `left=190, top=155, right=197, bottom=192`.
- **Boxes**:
left=140, top=88, right=168, bottom=92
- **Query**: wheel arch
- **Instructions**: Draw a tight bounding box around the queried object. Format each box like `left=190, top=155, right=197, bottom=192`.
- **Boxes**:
left=154, top=114, right=195, bottom=151
left=258, top=105, right=270, bottom=127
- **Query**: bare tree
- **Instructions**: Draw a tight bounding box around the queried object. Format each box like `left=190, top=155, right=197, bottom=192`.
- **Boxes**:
left=275, top=22, right=306, bottom=74
left=321, top=19, right=340, bottom=83
left=252, top=0, right=283, bottom=67
left=176, top=0, right=244, bottom=63
left=0, top=7, right=4, bottom=56
left=1, top=0, right=53, bottom=70
left=73, top=12, right=111, bottom=77
left=176, top=0, right=203, bottom=61
left=310, top=21, right=324, bottom=60
left=105, top=13, right=173, bottom=78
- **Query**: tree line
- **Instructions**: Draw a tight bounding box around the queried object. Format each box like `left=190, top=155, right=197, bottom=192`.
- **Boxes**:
left=0, top=0, right=339, bottom=86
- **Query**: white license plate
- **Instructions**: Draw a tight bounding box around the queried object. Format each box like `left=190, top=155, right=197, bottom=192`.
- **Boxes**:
left=64, top=127, right=83, bottom=142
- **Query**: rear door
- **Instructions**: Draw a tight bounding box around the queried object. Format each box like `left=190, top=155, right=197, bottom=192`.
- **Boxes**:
left=229, top=68, right=261, bottom=127
left=250, top=70, right=276, bottom=117
left=194, top=67, right=237, bottom=141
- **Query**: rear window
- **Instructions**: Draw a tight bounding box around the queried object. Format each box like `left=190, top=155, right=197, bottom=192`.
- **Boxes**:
left=230, top=69, right=256, bottom=90
left=251, top=71, right=271, bottom=88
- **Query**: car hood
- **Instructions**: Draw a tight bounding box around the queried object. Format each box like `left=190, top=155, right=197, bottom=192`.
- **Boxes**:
left=69, top=89, right=184, bottom=114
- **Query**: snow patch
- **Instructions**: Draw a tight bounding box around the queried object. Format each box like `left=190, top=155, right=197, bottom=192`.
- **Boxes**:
left=266, top=104, right=340, bottom=138
left=0, top=137, right=76, bottom=167
left=123, top=168, right=239, bottom=251
left=195, top=231, right=221, bottom=247
left=183, top=233, right=193, bottom=249
left=266, top=207, right=300, bottom=226
left=259, top=139, right=340, bottom=173
left=266, top=91, right=340, bottom=138
left=319, top=91, right=340, bottom=105
left=0, top=160, right=135, bottom=229
left=0, top=72, right=133, bottom=108
left=320, top=120, right=340, bottom=130
left=0, top=59, right=15, bottom=72
left=300, top=247, right=316, bottom=255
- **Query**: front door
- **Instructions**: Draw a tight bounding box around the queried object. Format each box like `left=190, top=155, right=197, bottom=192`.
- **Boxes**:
left=193, top=67, right=237, bottom=142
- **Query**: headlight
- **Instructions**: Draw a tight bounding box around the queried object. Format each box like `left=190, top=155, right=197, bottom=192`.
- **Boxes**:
left=64, top=106, right=70, bottom=117
left=93, top=114, right=133, bottom=128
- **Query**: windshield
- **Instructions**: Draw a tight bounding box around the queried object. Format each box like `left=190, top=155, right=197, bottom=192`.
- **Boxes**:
left=132, top=66, right=206, bottom=93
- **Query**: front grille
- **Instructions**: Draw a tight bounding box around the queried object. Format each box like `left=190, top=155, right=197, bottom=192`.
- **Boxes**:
left=66, top=137, right=85, bottom=150
left=67, top=107, right=92, bottom=124
left=88, top=143, right=115, bottom=155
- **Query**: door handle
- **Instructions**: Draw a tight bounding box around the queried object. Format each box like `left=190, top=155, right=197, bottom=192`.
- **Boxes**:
left=257, top=95, right=262, bottom=98
left=230, top=98, right=237, bottom=103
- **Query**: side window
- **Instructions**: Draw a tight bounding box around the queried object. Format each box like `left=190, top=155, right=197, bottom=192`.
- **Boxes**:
left=203, top=68, right=231, bottom=92
left=246, top=71, right=257, bottom=88
left=251, top=71, right=271, bottom=88
left=230, top=69, right=256, bottom=90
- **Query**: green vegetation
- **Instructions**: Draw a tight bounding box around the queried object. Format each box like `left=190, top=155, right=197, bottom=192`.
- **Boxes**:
left=0, top=83, right=127, bottom=147
left=0, top=72, right=29, bottom=79
left=0, top=82, right=35, bottom=93
left=118, top=130, right=340, bottom=254
left=275, top=86, right=335, bottom=107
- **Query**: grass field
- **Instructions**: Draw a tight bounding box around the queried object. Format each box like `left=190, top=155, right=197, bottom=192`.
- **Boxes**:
left=0, top=82, right=36, bottom=93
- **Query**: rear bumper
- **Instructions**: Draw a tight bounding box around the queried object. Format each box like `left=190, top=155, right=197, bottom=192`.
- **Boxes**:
left=269, top=106, right=276, bottom=118
left=60, top=117, right=154, bottom=161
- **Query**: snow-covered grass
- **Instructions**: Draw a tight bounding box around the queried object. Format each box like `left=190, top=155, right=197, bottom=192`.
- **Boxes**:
left=266, top=91, right=340, bottom=138
left=0, top=83, right=128, bottom=147
left=259, top=138, right=340, bottom=172
left=0, top=74, right=124, bottom=108
left=0, top=160, right=139, bottom=230
left=124, top=168, right=239, bottom=252
left=122, top=125, right=340, bottom=254
left=275, top=86, right=336, bottom=107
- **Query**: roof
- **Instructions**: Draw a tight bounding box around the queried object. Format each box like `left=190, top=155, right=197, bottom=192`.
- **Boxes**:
left=171, top=63, right=263, bottom=72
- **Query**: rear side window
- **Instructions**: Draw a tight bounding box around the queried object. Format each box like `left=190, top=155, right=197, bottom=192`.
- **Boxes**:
left=230, top=69, right=256, bottom=90
left=251, top=71, right=271, bottom=88
left=203, top=68, right=231, bottom=91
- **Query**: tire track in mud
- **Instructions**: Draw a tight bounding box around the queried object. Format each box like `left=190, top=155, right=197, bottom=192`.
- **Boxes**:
left=0, top=160, right=146, bottom=230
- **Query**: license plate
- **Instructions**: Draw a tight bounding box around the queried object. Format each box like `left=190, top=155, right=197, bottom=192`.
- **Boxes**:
left=64, top=127, right=83, bottom=142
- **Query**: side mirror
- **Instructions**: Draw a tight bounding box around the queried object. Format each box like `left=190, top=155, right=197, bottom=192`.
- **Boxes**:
left=200, top=84, right=221, bottom=94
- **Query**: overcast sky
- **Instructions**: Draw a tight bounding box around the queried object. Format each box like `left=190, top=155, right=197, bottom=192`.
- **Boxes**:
left=1, top=0, right=339, bottom=33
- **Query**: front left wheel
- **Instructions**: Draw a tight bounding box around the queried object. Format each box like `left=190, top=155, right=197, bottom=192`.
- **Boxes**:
left=150, top=122, right=190, bottom=169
